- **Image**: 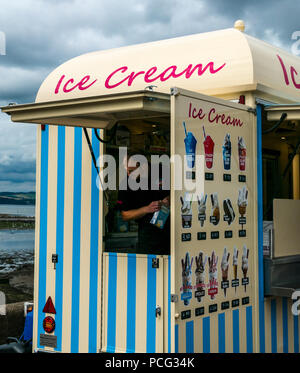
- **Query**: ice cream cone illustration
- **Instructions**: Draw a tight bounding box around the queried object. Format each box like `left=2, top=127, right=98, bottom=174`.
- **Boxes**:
left=223, top=133, right=231, bottom=170
left=238, top=137, right=247, bottom=171
left=181, top=253, right=193, bottom=306
left=242, top=245, right=249, bottom=292
left=181, top=192, right=193, bottom=228
left=197, top=193, right=207, bottom=227
left=238, top=186, right=248, bottom=216
left=223, top=198, right=235, bottom=225
left=233, top=247, right=239, bottom=293
left=195, top=252, right=207, bottom=302
left=210, top=193, right=220, bottom=226
left=221, top=248, right=230, bottom=297
left=208, top=251, right=218, bottom=300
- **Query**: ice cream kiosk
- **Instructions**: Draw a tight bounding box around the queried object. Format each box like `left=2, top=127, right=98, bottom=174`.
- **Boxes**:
left=3, top=20, right=300, bottom=353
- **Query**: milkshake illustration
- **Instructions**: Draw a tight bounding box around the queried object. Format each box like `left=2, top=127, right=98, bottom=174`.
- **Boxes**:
left=221, top=248, right=230, bottom=297
left=238, top=186, right=248, bottom=216
left=210, top=193, right=220, bottom=226
left=181, top=253, right=194, bottom=306
left=223, top=133, right=231, bottom=170
left=195, top=252, right=207, bottom=302
left=208, top=251, right=218, bottom=300
left=203, top=126, right=215, bottom=169
left=197, top=193, right=207, bottom=227
left=181, top=192, right=193, bottom=228
left=233, top=247, right=239, bottom=293
left=238, top=137, right=247, bottom=171
left=223, top=198, right=235, bottom=225
left=242, top=245, right=249, bottom=292
left=183, top=122, right=197, bottom=169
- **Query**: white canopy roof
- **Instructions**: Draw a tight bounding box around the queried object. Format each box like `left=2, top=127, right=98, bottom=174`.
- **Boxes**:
left=36, top=27, right=300, bottom=103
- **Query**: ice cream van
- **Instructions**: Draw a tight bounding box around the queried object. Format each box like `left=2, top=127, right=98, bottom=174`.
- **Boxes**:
left=3, top=20, right=300, bottom=353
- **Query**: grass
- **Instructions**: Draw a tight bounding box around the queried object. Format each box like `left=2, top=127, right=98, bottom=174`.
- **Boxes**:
left=0, top=221, right=35, bottom=230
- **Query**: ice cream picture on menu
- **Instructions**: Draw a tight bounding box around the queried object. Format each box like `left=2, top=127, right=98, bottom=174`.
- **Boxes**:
left=197, top=193, right=207, bottom=227
left=194, top=252, right=207, bottom=302
left=232, top=247, right=239, bottom=292
left=238, top=136, right=246, bottom=172
left=207, top=251, right=218, bottom=300
left=241, top=245, right=249, bottom=292
left=223, top=133, right=231, bottom=171
left=210, top=193, right=220, bottom=226
left=238, top=186, right=248, bottom=228
left=183, top=121, right=197, bottom=169
left=180, top=253, right=193, bottom=306
left=221, top=247, right=230, bottom=297
left=181, top=192, right=193, bottom=229
left=203, top=126, right=214, bottom=169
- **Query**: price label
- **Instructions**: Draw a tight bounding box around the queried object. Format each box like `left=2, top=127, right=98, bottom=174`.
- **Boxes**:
left=209, top=304, right=218, bottom=313
left=239, top=230, right=247, bottom=237
left=242, top=277, right=249, bottom=286
left=239, top=175, right=246, bottom=183
left=181, top=310, right=191, bottom=320
left=242, top=297, right=250, bottom=305
left=195, top=307, right=205, bottom=317
left=221, top=280, right=229, bottom=289
left=223, top=174, right=231, bottom=182
left=221, top=301, right=230, bottom=310
left=197, top=232, right=207, bottom=240
left=211, top=231, right=219, bottom=240
left=232, top=299, right=240, bottom=308
left=205, top=172, right=214, bottom=181
left=182, top=233, right=191, bottom=242
left=225, top=231, right=233, bottom=238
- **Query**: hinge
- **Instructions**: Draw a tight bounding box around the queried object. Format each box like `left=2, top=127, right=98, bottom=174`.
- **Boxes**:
left=170, top=87, right=180, bottom=96
left=171, top=294, right=178, bottom=303
left=247, top=107, right=257, bottom=115
left=152, top=258, right=159, bottom=269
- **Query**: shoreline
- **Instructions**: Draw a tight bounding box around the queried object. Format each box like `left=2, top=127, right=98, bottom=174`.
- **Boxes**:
left=0, top=214, right=35, bottom=230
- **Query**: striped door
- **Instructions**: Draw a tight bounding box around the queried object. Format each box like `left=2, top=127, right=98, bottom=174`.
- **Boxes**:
left=102, top=253, right=168, bottom=353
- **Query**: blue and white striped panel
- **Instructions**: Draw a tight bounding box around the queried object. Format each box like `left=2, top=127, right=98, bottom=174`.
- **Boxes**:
left=102, top=253, right=171, bottom=353
left=175, top=306, right=254, bottom=353
left=34, top=125, right=102, bottom=353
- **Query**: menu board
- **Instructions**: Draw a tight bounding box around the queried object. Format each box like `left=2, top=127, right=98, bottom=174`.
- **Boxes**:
left=170, top=88, right=257, bottom=324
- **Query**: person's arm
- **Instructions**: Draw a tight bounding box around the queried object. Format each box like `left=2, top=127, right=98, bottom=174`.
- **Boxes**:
left=121, top=201, right=161, bottom=221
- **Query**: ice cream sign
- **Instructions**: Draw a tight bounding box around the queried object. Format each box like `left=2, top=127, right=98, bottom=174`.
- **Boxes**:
left=54, top=61, right=226, bottom=95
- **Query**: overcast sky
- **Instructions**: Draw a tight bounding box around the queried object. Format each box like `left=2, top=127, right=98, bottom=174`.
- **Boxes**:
left=0, top=0, right=299, bottom=192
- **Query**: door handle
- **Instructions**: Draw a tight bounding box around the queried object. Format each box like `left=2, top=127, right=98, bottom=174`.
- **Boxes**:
left=156, top=306, right=161, bottom=318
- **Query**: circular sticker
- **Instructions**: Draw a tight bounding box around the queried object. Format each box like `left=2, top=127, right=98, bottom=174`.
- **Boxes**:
left=43, top=316, right=56, bottom=334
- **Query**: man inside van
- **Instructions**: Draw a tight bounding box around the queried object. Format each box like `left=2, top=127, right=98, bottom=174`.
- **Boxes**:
left=117, top=152, right=170, bottom=255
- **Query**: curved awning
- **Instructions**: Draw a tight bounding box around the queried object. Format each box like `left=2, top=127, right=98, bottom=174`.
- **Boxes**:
left=35, top=28, right=300, bottom=104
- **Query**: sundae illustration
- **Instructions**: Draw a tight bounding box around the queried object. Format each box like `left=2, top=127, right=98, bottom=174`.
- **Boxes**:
left=183, top=121, right=197, bottom=169
left=181, top=192, right=193, bottom=228
left=233, top=247, right=239, bottom=293
left=210, top=193, right=220, bottom=226
left=238, top=186, right=248, bottom=216
left=223, top=198, right=235, bottom=225
left=242, top=245, right=249, bottom=292
left=238, top=136, right=247, bottom=171
left=223, top=133, right=232, bottom=170
left=181, top=253, right=194, bottom=306
left=203, top=126, right=215, bottom=169
left=208, top=251, right=218, bottom=300
left=221, top=247, right=230, bottom=297
left=197, top=193, right=207, bottom=227
left=195, top=252, right=207, bottom=302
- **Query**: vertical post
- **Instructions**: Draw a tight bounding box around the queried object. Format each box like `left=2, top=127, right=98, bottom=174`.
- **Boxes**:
left=257, top=104, right=265, bottom=352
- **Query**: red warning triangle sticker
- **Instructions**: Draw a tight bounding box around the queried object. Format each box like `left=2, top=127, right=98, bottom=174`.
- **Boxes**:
left=42, top=296, right=56, bottom=314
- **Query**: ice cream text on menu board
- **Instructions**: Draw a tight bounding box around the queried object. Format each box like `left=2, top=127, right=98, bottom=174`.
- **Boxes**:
left=188, top=103, right=244, bottom=127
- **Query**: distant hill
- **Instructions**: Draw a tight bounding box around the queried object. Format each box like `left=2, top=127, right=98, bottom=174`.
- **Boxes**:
left=0, top=192, right=35, bottom=205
